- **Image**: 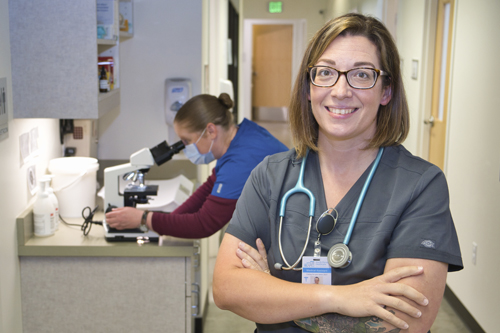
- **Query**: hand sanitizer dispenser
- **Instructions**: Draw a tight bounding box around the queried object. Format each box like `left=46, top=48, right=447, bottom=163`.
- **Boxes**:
left=165, top=78, right=192, bottom=126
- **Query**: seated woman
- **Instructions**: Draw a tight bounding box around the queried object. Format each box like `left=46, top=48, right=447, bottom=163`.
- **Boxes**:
left=213, top=13, right=463, bottom=332
left=105, top=93, right=288, bottom=239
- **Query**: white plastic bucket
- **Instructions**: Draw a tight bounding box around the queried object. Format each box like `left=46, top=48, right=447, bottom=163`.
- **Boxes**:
left=48, top=157, right=99, bottom=218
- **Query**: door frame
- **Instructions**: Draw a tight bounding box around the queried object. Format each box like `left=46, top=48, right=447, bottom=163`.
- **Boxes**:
left=419, top=0, right=457, bottom=171
left=240, top=18, right=306, bottom=122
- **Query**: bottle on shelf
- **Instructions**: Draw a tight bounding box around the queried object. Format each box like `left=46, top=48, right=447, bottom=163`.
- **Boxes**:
left=99, top=66, right=110, bottom=93
left=43, top=176, right=60, bottom=231
left=34, top=178, right=56, bottom=237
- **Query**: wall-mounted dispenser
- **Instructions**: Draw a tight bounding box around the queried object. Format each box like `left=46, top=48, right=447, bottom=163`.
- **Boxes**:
left=165, top=78, right=192, bottom=125
left=165, top=78, right=191, bottom=144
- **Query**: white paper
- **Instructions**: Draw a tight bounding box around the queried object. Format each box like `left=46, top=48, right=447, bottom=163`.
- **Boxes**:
left=98, top=174, right=194, bottom=212
left=27, top=165, right=37, bottom=195
left=19, top=132, right=30, bottom=164
left=0, top=77, right=8, bottom=141
left=30, top=127, right=39, bottom=157
left=97, top=0, right=115, bottom=39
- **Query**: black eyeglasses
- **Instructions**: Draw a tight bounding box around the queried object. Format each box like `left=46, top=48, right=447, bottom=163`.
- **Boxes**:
left=308, top=66, right=388, bottom=89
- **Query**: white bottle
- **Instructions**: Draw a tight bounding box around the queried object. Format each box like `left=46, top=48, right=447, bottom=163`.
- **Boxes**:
left=43, top=176, right=60, bottom=231
left=34, top=178, right=56, bottom=237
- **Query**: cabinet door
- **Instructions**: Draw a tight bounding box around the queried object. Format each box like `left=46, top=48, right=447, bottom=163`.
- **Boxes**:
left=9, top=0, right=98, bottom=119
left=20, top=256, right=188, bottom=332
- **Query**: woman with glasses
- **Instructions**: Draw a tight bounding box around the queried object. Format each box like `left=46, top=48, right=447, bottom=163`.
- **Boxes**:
left=213, top=13, right=462, bottom=332
left=105, top=93, right=288, bottom=238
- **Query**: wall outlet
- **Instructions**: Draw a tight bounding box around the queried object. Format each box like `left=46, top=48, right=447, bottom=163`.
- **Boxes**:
left=63, top=119, right=98, bottom=158
left=472, top=242, right=478, bottom=265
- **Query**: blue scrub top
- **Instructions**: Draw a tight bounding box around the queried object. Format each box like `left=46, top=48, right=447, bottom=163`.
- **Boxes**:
left=212, top=118, right=288, bottom=200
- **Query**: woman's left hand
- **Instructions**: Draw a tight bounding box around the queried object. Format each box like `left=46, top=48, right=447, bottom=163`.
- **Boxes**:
left=236, top=238, right=270, bottom=275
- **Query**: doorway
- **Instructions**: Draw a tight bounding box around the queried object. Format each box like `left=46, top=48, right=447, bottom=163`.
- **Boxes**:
left=252, top=24, right=293, bottom=122
left=242, top=19, right=306, bottom=147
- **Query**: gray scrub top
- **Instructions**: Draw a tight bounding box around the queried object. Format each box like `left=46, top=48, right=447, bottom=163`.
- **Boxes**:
left=226, top=145, right=463, bottom=332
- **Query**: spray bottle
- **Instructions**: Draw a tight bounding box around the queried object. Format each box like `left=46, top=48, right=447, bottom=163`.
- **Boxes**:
left=34, top=177, right=56, bottom=237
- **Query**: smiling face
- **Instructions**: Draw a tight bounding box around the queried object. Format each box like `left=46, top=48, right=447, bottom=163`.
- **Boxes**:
left=309, top=34, right=392, bottom=149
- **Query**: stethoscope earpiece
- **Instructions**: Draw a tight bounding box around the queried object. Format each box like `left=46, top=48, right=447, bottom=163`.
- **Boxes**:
left=327, top=243, right=352, bottom=269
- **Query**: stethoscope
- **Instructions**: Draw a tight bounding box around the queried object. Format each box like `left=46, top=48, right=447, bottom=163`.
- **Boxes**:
left=275, top=147, right=384, bottom=271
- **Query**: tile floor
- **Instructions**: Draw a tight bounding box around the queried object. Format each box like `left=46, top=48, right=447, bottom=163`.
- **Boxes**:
left=203, top=121, right=472, bottom=332
left=257, top=121, right=293, bottom=148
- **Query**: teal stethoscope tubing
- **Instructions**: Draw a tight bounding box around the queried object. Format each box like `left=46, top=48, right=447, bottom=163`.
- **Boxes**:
left=276, top=149, right=315, bottom=270
left=344, top=147, right=384, bottom=245
left=276, top=147, right=384, bottom=270
left=279, top=149, right=315, bottom=217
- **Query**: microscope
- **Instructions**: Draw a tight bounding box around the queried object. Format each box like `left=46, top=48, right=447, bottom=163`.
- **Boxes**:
left=103, top=140, right=184, bottom=240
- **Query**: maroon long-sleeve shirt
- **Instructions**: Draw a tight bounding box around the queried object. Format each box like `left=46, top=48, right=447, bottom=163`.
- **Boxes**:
left=150, top=169, right=237, bottom=239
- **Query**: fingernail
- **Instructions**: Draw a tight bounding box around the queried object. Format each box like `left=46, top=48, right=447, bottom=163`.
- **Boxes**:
left=236, top=248, right=242, bottom=254
left=403, top=323, right=409, bottom=329
left=417, top=311, right=422, bottom=318
left=423, top=298, right=429, bottom=306
left=418, top=266, right=424, bottom=271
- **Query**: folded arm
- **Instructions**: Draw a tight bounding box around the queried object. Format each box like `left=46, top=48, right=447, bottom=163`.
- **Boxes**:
left=213, top=234, right=429, bottom=330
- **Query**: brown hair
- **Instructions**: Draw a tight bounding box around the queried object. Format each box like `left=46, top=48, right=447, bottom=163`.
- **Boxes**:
left=174, top=93, right=235, bottom=132
left=289, top=13, right=409, bottom=157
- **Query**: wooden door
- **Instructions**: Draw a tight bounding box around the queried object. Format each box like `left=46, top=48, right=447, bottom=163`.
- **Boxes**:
left=252, top=24, right=293, bottom=111
left=428, top=0, right=455, bottom=170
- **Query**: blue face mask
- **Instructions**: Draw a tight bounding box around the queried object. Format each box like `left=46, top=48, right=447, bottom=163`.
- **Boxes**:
left=184, top=127, right=215, bottom=165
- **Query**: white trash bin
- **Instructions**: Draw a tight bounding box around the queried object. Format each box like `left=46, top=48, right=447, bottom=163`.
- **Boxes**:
left=48, top=157, right=99, bottom=218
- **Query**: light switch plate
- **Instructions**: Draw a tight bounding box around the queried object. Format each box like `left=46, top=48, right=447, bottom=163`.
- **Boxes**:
left=411, top=59, right=419, bottom=80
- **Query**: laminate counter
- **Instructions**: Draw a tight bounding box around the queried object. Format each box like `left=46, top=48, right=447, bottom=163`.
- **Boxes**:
left=17, top=206, right=196, bottom=257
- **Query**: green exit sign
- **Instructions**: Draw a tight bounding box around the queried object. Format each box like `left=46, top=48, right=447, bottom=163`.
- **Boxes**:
left=269, top=1, right=283, bottom=13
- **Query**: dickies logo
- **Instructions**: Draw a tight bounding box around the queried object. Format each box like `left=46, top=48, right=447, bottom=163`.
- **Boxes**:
left=420, top=239, right=436, bottom=249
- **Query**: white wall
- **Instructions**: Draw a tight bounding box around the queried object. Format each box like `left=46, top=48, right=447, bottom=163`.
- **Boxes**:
left=444, top=1, right=500, bottom=331
left=98, top=0, right=203, bottom=160
left=380, top=1, right=500, bottom=331
left=0, top=2, right=62, bottom=332
left=395, top=1, right=429, bottom=156
left=243, top=0, right=328, bottom=40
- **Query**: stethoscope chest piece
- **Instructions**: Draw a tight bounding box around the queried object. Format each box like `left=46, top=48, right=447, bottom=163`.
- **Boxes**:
left=327, top=243, right=352, bottom=268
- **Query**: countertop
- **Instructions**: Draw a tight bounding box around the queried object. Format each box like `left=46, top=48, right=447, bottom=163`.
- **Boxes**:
left=17, top=205, right=196, bottom=257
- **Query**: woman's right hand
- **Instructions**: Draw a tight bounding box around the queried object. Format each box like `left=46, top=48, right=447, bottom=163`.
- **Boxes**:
left=236, top=238, right=270, bottom=274
left=322, top=265, right=428, bottom=330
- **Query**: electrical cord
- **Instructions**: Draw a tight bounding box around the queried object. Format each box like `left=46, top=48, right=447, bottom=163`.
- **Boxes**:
left=59, top=205, right=102, bottom=236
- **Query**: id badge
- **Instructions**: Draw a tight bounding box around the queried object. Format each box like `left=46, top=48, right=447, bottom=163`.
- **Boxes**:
left=302, top=256, right=332, bottom=285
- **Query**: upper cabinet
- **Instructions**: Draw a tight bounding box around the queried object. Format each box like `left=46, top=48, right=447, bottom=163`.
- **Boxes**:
left=8, top=0, right=132, bottom=119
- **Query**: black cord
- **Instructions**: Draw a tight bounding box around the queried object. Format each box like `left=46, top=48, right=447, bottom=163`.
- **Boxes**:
left=81, top=205, right=102, bottom=236
left=59, top=205, right=102, bottom=236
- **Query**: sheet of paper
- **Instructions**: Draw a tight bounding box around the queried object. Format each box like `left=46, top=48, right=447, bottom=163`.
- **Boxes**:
left=0, top=77, right=8, bottom=142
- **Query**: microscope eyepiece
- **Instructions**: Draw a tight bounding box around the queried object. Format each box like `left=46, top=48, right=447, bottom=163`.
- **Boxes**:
left=150, top=140, right=185, bottom=166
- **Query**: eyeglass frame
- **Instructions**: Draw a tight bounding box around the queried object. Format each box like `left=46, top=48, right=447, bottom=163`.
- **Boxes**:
left=307, top=65, right=389, bottom=90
